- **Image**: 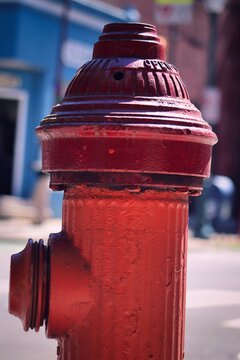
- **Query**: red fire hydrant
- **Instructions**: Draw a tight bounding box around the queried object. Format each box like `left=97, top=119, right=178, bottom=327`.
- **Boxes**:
left=9, top=23, right=217, bottom=360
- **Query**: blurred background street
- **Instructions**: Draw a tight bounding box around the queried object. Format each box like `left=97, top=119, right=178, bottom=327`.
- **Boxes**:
left=1, top=219, right=240, bottom=359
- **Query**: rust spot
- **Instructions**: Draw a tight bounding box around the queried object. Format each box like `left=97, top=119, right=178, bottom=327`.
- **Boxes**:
left=84, top=264, right=91, bottom=271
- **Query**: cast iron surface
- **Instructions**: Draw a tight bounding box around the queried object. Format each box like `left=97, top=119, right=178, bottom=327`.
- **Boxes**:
left=36, top=22, right=217, bottom=193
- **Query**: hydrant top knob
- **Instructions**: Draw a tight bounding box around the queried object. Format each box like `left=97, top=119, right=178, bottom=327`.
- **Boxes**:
left=93, top=22, right=164, bottom=59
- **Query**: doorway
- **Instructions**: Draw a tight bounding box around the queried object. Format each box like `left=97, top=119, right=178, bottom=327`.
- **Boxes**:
left=0, top=99, right=18, bottom=195
left=0, top=88, right=28, bottom=196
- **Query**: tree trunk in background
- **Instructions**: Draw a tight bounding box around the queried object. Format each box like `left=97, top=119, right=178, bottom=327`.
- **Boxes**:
left=217, top=0, right=240, bottom=218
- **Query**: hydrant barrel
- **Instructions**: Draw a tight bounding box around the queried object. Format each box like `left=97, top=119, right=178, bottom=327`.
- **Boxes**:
left=9, top=22, right=217, bottom=360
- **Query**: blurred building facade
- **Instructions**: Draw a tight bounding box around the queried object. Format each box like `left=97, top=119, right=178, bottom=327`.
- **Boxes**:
left=0, top=0, right=131, bottom=214
left=217, top=0, right=240, bottom=218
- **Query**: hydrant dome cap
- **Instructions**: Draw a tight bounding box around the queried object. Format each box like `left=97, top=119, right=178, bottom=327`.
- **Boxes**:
left=37, top=22, right=217, bottom=193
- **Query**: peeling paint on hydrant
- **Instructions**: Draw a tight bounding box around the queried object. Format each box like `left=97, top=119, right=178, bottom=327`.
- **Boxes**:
left=9, top=23, right=217, bottom=360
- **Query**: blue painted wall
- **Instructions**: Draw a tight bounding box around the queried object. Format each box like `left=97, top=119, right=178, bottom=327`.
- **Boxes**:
left=0, top=0, right=129, bottom=216
left=0, top=5, right=19, bottom=57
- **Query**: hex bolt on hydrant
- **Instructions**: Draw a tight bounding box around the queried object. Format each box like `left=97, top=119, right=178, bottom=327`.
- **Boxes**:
left=9, top=23, right=217, bottom=360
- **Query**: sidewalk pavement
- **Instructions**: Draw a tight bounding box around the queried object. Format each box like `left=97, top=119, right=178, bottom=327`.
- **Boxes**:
left=0, top=217, right=239, bottom=250
left=0, top=218, right=61, bottom=243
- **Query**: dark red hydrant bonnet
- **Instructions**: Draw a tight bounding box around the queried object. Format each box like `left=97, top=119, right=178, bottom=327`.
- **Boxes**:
left=37, top=22, right=217, bottom=194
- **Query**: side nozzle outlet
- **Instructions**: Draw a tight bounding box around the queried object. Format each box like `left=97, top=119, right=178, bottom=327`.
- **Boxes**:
left=9, top=239, right=48, bottom=332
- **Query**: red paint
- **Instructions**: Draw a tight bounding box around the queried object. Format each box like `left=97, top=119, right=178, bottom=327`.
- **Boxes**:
left=36, top=23, right=216, bottom=192
left=93, top=23, right=165, bottom=59
left=48, top=187, right=189, bottom=360
left=9, top=239, right=47, bottom=332
left=9, top=22, right=216, bottom=360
